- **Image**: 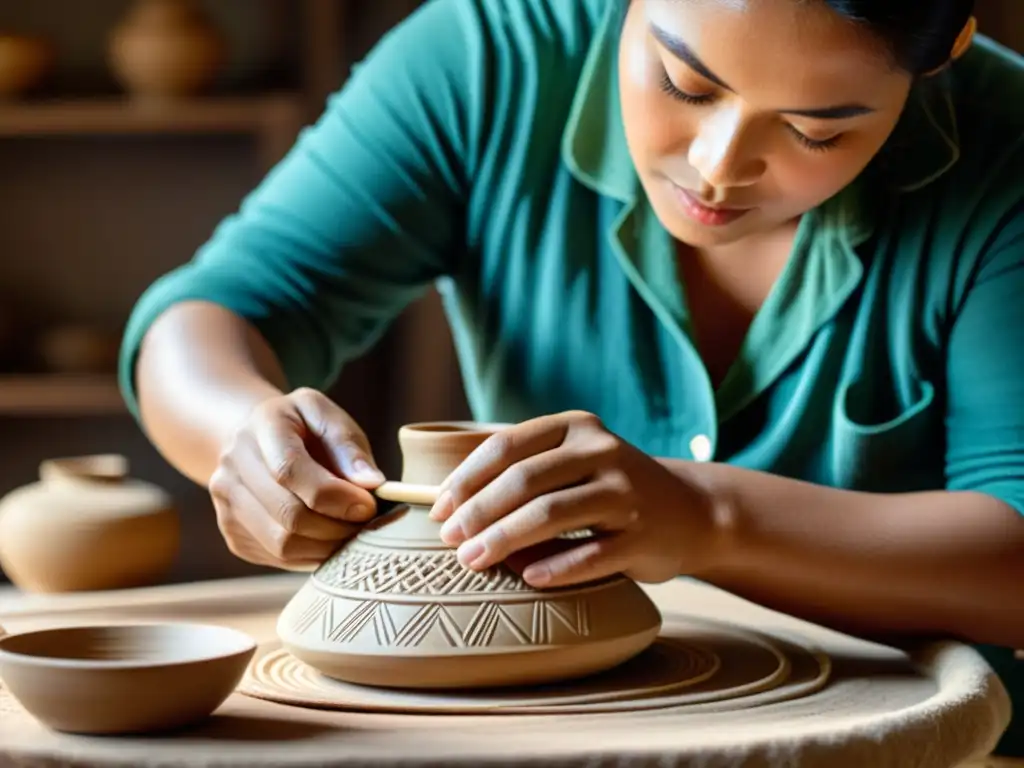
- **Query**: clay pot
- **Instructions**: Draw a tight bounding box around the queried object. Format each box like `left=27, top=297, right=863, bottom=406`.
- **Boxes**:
left=0, top=34, right=52, bottom=99
left=0, top=455, right=179, bottom=593
left=108, top=0, right=225, bottom=102
left=276, top=423, right=663, bottom=690
left=0, top=305, right=15, bottom=369
left=37, top=324, right=120, bottom=374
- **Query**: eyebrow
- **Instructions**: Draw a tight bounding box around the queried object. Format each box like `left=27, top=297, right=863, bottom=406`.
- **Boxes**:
left=648, top=22, right=877, bottom=120
left=650, top=22, right=731, bottom=89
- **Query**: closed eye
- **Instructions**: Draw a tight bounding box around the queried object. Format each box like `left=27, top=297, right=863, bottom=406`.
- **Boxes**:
left=658, top=67, right=843, bottom=153
left=658, top=70, right=715, bottom=106
left=785, top=125, right=843, bottom=152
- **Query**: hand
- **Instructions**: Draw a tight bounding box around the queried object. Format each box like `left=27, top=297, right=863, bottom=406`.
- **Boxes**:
left=208, top=388, right=385, bottom=570
left=428, top=411, right=722, bottom=588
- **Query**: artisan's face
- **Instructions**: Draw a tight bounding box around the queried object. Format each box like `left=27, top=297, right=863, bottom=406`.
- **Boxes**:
left=618, top=0, right=914, bottom=248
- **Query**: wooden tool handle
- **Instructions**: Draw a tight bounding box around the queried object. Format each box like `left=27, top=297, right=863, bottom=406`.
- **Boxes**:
left=374, top=481, right=440, bottom=506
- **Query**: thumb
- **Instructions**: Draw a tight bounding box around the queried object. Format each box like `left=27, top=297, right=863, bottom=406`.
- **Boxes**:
left=290, top=389, right=385, bottom=487
left=335, top=440, right=385, bottom=488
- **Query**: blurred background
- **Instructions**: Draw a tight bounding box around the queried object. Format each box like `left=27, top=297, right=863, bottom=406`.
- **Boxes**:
left=0, top=0, right=1020, bottom=589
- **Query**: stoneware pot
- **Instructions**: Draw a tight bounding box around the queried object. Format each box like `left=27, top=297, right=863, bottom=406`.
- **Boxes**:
left=108, top=0, right=225, bottom=101
left=0, top=454, right=179, bottom=593
left=0, top=34, right=52, bottom=99
left=276, top=422, right=663, bottom=690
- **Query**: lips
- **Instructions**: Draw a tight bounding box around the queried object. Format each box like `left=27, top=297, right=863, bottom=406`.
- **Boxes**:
left=669, top=183, right=753, bottom=227
left=685, top=196, right=745, bottom=212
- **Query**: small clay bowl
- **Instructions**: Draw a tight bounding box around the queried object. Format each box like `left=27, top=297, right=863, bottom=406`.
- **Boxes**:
left=0, top=623, right=256, bottom=734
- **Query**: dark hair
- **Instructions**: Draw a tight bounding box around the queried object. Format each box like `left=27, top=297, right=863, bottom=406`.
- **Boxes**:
left=821, top=0, right=976, bottom=75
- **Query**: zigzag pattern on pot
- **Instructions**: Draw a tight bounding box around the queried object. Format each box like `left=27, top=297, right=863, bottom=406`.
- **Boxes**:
left=292, top=593, right=592, bottom=648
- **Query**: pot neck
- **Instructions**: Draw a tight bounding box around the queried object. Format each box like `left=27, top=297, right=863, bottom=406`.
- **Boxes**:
left=39, top=455, right=129, bottom=487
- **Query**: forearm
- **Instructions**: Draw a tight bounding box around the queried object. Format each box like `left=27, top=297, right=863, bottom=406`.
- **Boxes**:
left=135, top=301, right=288, bottom=486
left=664, top=459, right=1024, bottom=649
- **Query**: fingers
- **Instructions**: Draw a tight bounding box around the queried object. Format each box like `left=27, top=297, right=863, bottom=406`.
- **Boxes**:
left=436, top=444, right=597, bottom=546
left=250, top=402, right=377, bottom=523
left=521, top=534, right=634, bottom=589
left=426, top=410, right=638, bottom=584
left=211, top=388, right=383, bottom=571
left=211, top=472, right=343, bottom=570
left=291, top=388, right=385, bottom=488
left=431, top=411, right=613, bottom=523
left=431, top=415, right=572, bottom=519
left=453, top=480, right=635, bottom=570
left=231, top=437, right=359, bottom=541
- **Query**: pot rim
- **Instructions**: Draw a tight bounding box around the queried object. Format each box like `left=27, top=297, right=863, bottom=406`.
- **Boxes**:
left=397, top=421, right=511, bottom=437
left=0, top=622, right=256, bottom=671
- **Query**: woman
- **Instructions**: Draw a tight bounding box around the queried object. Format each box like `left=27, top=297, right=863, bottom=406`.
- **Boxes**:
left=121, top=0, right=1024, bottom=754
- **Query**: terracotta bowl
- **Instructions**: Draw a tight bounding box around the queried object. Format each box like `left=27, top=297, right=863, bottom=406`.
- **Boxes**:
left=0, top=623, right=256, bottom=734
left=0, top=34, right=52, bottom=98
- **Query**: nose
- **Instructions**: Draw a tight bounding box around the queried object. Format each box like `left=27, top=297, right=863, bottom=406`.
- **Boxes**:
left=687, top=104, right=766, bottom=191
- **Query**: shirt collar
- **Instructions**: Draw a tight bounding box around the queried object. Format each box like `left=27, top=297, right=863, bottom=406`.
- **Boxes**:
left=560, top=4, right=637, bottom=204
left=560, top=9, right=964, bottom=202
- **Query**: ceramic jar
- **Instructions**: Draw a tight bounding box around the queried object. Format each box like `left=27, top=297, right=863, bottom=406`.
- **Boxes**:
left=277, top=423, right=663, bottom=690
left=37, top=325, right=120, bottom=374
left=108, top=0, right=225, bottom=101
left=0, top=455, right=179, bottom=593
left=0, top=34, right=52, bottom=99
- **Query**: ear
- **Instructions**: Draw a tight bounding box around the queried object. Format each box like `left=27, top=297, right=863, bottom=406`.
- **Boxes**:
left=950, top=16, right=977, bottom=62
left=921, top=16, right=977, bottom=78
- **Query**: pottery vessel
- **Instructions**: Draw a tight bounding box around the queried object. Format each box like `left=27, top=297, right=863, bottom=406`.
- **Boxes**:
left=0, top=455, right=179, bottom=593
left=108, top=0, right=225, bottom=101
left=277, top=422, right=663, bottom=690
left=0, top=34, right=52, bottom=99
left=0, top=304, right=15, bottom=369
left=37, top=324, right=120, bottom=374
left=0, top=623, right=256, bottom=734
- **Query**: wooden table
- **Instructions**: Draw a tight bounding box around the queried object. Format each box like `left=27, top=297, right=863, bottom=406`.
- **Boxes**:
left=0, top=575, right=1017, bottom=767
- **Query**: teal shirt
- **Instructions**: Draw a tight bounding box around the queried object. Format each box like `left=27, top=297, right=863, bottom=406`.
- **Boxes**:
left=119, top=0, right=1024, bottom=752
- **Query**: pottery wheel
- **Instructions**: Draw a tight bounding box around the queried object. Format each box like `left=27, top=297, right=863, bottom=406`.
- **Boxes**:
left=0, top=576, right=1013, bottom=768
left=239, top=611, right=831, bottom=715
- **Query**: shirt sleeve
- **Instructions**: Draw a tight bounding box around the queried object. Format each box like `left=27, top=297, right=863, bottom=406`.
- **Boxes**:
left=944, top=200, right=1024, bottom=515
left=117, top=0, right=477, bottom=418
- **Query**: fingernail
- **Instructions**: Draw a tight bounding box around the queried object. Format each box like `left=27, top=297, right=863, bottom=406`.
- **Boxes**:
left=523, top=564, right=551, bottom=586
left=346, top=503, right=371, bottom=521
left=439, top=516, right=466, bottom=546
left=458, top=539, right=485, bottom=568
left=429, top=490, right=453, bottom=521
left=352, top=458, right=384, bottom=481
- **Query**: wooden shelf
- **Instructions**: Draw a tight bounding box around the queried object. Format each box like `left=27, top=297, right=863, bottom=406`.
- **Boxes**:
left=0, top=375, right=124, bottom=416
left=0, top=93, right=307, bottom=169
left=0, top=93, right=304, bottom=137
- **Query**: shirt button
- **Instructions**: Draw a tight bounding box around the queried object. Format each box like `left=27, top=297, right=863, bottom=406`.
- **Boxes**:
left=689, top=434, right=712, bottom=462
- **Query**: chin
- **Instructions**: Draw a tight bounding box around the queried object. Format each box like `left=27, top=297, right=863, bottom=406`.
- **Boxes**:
left=665, top=219, right=750, bottom=248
